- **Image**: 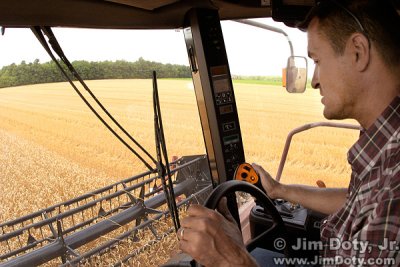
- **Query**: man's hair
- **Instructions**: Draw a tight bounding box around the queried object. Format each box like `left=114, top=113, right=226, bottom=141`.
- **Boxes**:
left=300, top=0, right=400, bottom=68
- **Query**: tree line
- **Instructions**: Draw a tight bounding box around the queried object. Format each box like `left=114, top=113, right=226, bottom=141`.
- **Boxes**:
left=0, top=57, right=191, bottom=88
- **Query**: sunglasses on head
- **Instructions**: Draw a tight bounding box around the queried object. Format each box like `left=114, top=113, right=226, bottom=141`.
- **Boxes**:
left=302, top=0, right=368, bottom=35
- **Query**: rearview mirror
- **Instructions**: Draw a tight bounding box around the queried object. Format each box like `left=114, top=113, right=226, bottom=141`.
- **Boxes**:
left=285, top=56, right=307, bottom=93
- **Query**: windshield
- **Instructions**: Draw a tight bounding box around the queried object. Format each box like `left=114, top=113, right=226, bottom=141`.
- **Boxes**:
left=0, top=20, right=359, bottom=266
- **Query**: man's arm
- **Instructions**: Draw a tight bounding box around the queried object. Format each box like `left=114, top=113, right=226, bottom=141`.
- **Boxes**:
left=252, top=163, right=347, bottom=215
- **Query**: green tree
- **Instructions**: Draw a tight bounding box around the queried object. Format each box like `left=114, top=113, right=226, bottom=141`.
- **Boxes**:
left=0, top=58, right=191, bottom=88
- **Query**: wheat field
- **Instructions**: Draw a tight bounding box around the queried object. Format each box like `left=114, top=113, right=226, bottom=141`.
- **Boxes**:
left=0, top=79, right=359, bottom=265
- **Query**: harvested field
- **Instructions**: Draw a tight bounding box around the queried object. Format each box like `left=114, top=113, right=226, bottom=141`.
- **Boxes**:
left=0, top=79, right=359, bottom=265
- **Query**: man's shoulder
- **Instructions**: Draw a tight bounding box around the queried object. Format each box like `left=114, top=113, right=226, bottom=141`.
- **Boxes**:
left=362, top=133, right=400, bottom=199
left=383, top=130, right=399, bottom=171
left=375, top=137, right=400, bottom=198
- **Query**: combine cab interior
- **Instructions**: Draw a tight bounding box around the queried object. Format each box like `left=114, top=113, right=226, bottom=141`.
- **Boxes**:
left=1, top=1, right=399, bottom=266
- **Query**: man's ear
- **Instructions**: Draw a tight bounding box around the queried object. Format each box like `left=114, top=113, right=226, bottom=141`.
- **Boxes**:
left=348, top=33, right=370, bottom=72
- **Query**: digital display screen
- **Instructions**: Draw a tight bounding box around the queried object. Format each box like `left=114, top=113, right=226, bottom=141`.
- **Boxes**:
left=223, top=134, right=239, bottom=145
left=211, top=65, right=231, bottom=93
left=213, top=76, right=231, bottom=93
left=219, top=105, right=233, bottom=114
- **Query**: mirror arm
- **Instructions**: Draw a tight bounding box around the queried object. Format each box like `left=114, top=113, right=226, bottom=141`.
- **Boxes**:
left=233, top=19, right=294, bottom=56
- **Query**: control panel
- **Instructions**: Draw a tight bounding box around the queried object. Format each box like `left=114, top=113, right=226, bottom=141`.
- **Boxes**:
left=184, top=9, right=245, bottom=186
left=211, top=65, right=244, bottom=178
left=250, top=201, right=325, bottom=259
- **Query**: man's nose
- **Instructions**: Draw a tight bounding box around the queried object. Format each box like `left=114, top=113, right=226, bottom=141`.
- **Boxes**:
left=311, top=67, right=320, bottom=89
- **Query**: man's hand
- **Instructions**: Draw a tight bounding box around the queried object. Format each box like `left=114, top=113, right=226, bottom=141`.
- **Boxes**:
left=178, top=198, right=259, bottom=267
left=252, top=163, right=282, bottom=199
left=252, top=163, right=347, bottom=214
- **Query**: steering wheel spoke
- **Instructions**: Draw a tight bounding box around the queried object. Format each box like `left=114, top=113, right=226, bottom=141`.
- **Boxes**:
left=246, top=221, right=280, bottom=251
left=162, top=180, right=293, bottom=267
left=204, top=180, right=292, bottom=259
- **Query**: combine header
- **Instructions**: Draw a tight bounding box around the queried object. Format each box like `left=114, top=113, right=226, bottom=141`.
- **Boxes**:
left=0, top=156, right=212, bottom=266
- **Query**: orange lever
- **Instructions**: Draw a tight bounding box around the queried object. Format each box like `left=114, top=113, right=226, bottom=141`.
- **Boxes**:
left=234, top=163, right=263, bottom=190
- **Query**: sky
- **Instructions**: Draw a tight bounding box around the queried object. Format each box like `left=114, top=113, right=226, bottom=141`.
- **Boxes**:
left=0, top=18, right=312, bottom=77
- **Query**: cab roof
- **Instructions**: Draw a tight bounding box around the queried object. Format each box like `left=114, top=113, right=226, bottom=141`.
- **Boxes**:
left=0, top=0, right=311, bottom=29
left=1, top=0, right=399, bottom=29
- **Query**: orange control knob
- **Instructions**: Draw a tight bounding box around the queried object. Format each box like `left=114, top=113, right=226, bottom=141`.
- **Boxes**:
left=234, top=163, right=262, bottom=190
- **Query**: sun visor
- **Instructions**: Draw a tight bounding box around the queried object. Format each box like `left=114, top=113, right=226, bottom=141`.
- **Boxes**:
left=271, top=0, right=315, bottom=27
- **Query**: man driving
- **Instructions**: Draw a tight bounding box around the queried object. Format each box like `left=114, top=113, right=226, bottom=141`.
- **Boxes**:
left=177, top=0, right=400, bottom=266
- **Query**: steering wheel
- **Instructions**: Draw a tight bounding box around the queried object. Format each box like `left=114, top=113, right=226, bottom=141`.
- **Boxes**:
left=162, top=180, right=293, bottom=267
left=204, top=180, right=292, bottom=257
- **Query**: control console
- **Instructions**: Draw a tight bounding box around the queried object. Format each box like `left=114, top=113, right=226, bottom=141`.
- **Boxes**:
left=234, top=163, right=324, bottom=259
left=250, top=200, right=325, bottom=260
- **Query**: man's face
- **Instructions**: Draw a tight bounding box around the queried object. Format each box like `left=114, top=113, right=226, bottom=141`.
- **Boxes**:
left=307, top=18, right=356, bottom=120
